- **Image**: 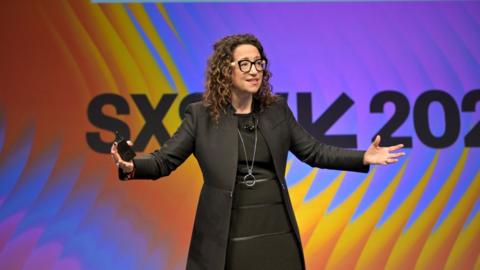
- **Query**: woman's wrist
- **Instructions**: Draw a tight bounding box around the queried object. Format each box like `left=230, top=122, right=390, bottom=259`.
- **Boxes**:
left=121, top=160, right=135, bottom=174
left=123, top=167, right=134, bottom=174
left=363, top=152, right=369, bottom=165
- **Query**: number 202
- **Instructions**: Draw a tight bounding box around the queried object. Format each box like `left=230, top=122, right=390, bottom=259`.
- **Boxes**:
left=370, top=89, right=480, bottom=148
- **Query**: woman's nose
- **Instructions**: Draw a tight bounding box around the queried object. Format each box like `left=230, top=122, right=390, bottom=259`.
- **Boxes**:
left=249, top=64, right=259, bottom=75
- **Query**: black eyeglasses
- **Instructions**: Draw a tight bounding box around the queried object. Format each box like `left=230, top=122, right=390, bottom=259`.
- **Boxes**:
left=231, top=59, right=267, bottom=73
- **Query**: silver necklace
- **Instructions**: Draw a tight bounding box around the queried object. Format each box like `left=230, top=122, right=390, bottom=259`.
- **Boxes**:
left=237, top=117, right=258, bottom=187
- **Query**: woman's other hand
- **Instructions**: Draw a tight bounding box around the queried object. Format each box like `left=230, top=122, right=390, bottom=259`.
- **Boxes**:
left=111, top=140, right=135, bottom=173
left=363, top=135, right=406, bottom=165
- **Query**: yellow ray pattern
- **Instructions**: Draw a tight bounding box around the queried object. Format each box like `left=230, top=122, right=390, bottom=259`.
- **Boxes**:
left=70, top=1, right=148, bottom=93
left=101, top=4, right=168, bottom=98
left=326, top=160, right=409, bottom=269
left=297, top=172, right=346, bottom=246
left=356, top=152, right=440, bottom=269
left=289, top=168, right=319, bottom=210
left=127, top=4, right=186, bottom=94
left=128, top=4, right=189, bottom=137
left=416, top=168, right=479, bottom=269
left=304, top=169, right=376, bottom=269
left=386, top=149, right=469, bottom=270
left=156, top=4, right=183, bottom=42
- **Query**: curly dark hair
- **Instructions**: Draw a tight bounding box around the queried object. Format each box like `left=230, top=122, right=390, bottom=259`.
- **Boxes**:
left=203, top=34, right=277, bottom=122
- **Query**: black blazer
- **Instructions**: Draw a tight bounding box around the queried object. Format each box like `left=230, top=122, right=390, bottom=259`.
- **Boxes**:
left=121, top=98, right=369, bottom=270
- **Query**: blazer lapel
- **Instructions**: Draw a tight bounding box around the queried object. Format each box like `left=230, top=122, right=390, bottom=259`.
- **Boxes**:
left=258, top=106, right=288, bottom=183
left=220, top=105, right=239, bottom=191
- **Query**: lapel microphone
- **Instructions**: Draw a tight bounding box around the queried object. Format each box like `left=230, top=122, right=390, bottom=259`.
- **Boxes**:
left=243, top=114, right=257, bottom=132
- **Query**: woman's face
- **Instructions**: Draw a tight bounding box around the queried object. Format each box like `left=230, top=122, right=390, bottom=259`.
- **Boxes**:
left=230, top=44, right=264, bottom=96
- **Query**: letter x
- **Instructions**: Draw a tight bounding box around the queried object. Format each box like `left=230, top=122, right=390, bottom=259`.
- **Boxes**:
left=132, top=94, right=177, bottom=151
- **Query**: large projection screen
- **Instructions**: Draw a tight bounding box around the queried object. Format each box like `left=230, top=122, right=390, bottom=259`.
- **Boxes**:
left=0, top=1, right=479, bottom=269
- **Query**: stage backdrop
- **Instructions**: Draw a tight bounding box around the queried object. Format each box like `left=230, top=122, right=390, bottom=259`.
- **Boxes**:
left=0, top=0, right=479, bottom=269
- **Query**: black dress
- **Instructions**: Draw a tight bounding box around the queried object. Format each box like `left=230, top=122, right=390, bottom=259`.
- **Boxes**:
left=224, top=112, right=303, bottom=270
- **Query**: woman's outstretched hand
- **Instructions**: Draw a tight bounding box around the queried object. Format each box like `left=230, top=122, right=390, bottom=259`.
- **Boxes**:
left=363, top=135, right=406, bottom=165
left=111, top=141, right=135, bottom=173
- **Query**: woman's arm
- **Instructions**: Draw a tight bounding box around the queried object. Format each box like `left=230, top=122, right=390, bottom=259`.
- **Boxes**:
left=111, top=103, right=197, bottom=180
left=286, top=101, right=404, bottom=171
left=285, top=102, right=370, bottom=173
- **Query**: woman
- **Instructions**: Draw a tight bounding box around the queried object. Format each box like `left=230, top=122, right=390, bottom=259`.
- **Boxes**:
left=111, top=34, right=405, bottom=270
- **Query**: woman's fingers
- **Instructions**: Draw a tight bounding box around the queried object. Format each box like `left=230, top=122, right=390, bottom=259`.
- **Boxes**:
left=390, top=152, right=406, bottom=158
left=111, top=141, right=134, bottom=172
left=386, top=158, right=399, bottom=164
left=373, top=135, right=381, bottom=147
left=110, top=141, right=117, bottom=154
left=110, top=142, right=123, bottom=164
left=388, top=144, right=404, bottom=152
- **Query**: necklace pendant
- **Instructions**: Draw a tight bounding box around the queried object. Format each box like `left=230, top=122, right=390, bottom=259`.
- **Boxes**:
left=243, top=173, right=256, bottom=187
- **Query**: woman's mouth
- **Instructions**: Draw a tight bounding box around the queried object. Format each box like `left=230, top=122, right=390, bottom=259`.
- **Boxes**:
left=246, top=78, right=259, bottom=85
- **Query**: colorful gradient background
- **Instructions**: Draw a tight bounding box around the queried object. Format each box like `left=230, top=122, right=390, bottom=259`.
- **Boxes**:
left=1, top=0, right=479, bottom=269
